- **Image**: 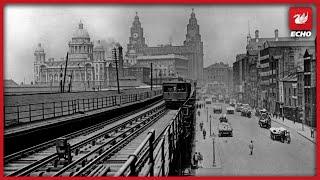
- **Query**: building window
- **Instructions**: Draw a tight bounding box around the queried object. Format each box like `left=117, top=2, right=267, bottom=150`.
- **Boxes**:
left=289, top=88, right=291, bottom=96
left=289, top=98, right=291, bottom=106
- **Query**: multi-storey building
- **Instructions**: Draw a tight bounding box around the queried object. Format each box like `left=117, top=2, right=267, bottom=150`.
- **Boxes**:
left=280, top=73, right=299, bottom=122
left=33, top=22, right=150, bottom=91
left=126, top=10, right=204, bottom=84
left=233, top=54, right=247, bottom=102
left=203, top=62, right=233, bottom=96
left=136, top=54, right=189, bottom=83
left=304, top=49, right=316, bottom=127
left=259, top=39, right=315, bottom=113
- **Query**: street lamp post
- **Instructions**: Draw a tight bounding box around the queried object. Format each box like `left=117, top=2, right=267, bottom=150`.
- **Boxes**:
left=206, top=107, right=208, bottom=122
left=210, top=115, right=212, bottom=136
left=212, top=137, right=216, bottom=167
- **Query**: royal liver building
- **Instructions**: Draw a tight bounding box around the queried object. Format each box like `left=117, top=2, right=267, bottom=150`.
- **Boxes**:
left=126, top=9, right=204, bottom=83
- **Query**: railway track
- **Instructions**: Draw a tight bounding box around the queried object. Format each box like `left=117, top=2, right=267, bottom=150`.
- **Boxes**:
left=4, top=100, right=165, bottom=176
left=70, top=110, right=177, bottom=176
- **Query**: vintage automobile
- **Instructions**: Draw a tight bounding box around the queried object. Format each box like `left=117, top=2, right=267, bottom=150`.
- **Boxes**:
left=241, top=108, right=252, bottom=118
left=213, top=105, right=222, bottom=114
left=205, top=98, right=212, bottom=105
left=270, top=127, right=291, bottom=143
left=236, top=103, right=243, bottom=112
left=218, top=122, right=233, bottom=137
left=259, top=112, right=271, bottom=128
left=219, top=114, right=228, bottom=123
left=226, top=106, right=235, bottom=114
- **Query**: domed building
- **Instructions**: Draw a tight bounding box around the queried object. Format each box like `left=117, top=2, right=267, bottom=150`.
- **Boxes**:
left=34, top=21, right=151, bottom=91
left=33, top=21, right=111, bottom=91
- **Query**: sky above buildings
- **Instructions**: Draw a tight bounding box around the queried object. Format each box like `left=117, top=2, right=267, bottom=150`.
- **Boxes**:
left=5, top=5, right=316, bottom=84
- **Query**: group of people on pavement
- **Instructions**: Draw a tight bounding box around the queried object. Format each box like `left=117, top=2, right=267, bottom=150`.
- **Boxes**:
left=199, top=121, right=207, bottom=140
left=192, top=152, right=203, bottom=168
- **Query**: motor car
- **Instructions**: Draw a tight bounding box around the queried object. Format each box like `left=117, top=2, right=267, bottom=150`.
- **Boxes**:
left=226, top=106, right=235, bottom=114
left=218, top=122, right=233, bottom=137
left=213, top=105, right=222, bottom=114
left=270, top=127, right=291, bottom=143
left=241, top=108, right=251, bottom=118
left=219, top=114, right=228, bottom=123
left=259, top=113, right=271, bottom=128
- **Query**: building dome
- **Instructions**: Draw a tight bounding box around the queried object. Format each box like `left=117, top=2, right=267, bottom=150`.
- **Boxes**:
left=72, top=21, right=90, bottom=39
left=35, top=43, right=44, bottom=53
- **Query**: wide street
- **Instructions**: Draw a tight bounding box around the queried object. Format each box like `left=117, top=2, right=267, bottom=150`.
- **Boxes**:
left=195, top=101, right=315, bottom=176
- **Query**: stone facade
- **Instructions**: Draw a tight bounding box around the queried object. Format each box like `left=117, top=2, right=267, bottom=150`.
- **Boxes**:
left=33, top=22, right=149, bottom=91
left=203, top=62, right=233, bottom=96
left=126, top=10, right=203, bottom=84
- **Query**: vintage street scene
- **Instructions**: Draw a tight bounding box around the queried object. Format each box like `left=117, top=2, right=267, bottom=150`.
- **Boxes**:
left=4, top=5, right=316, bottom=176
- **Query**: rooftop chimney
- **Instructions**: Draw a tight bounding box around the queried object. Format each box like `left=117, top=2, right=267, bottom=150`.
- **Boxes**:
left=275, top=29, right=279, bottom=41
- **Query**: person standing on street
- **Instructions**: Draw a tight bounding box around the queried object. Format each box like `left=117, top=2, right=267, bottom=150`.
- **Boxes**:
left=203, top=129, right=206, bottom=140
left=249, top=140, right=254, bottom=155
left=193, top=152, right=199, bottom=168
left=311, top=127, right=315, bottom=138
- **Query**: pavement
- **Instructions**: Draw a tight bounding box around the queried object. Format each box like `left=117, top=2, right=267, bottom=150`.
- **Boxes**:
left=192, top=101, right=315, bottom=176
left=269, top=116, right=316, bottom=144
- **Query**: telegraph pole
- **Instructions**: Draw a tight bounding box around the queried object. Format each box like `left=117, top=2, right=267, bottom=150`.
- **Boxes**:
left=112, top=47, right=121, bottom=94
left=68, top=70, right=73, bottom=92
left=62, top=53, right=69, bottom=93
left=60, top=64, right=63, bottom=93
left=150, top=63, right=153, bottom=91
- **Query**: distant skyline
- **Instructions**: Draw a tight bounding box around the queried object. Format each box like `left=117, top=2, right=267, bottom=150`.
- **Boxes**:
left=5, top=5, right=316, bottom=84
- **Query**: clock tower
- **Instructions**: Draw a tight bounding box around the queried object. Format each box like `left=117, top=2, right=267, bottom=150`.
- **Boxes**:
left=184, top=8, right=201, bottom=45
left=127, top=12, right=147, bottom=56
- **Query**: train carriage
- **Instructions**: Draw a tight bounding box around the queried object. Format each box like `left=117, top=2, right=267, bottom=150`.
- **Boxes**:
left=163, top=80, right=193, bottom=109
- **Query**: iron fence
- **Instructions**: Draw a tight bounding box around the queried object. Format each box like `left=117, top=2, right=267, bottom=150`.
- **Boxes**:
left=5, top=90, right=162, bottom=127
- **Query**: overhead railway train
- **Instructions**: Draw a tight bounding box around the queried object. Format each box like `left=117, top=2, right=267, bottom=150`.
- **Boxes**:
left=162, top=79, right=195, bottom=109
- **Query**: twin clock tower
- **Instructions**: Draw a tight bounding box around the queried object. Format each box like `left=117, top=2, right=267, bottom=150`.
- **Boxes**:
left=126, top=9, right=204, bottom=83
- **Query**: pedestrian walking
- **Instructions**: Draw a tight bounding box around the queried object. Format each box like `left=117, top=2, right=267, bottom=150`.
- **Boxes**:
left=198, top=152, right=203, bottom=168
left=203, top=129, right=206, bottom=140
left=249, top=140, right=254, bottom=155
left=193, top=152, right=199, bottom=168
left=200, top=121, right=203, bottom=131
left=311, top=127, right=315, bottom=138
left=282, top=115, right=285, bottom=121
left=198, top=110, right=200, bottom=117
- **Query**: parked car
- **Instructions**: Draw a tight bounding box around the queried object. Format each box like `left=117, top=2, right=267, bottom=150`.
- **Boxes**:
left=270, top=127, right=291, bottom=143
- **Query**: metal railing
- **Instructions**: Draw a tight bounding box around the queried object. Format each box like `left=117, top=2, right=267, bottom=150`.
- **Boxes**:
left=115, top=90, right=195, bottom=176
left=4, top=90, right=162, bottom=127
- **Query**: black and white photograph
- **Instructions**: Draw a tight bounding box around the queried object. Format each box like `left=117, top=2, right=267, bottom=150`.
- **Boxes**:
left=4, top=4, right=316, bottom=176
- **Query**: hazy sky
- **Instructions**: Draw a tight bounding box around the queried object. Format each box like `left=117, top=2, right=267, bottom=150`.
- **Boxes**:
left=5, top=5, right=315, bottom=84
